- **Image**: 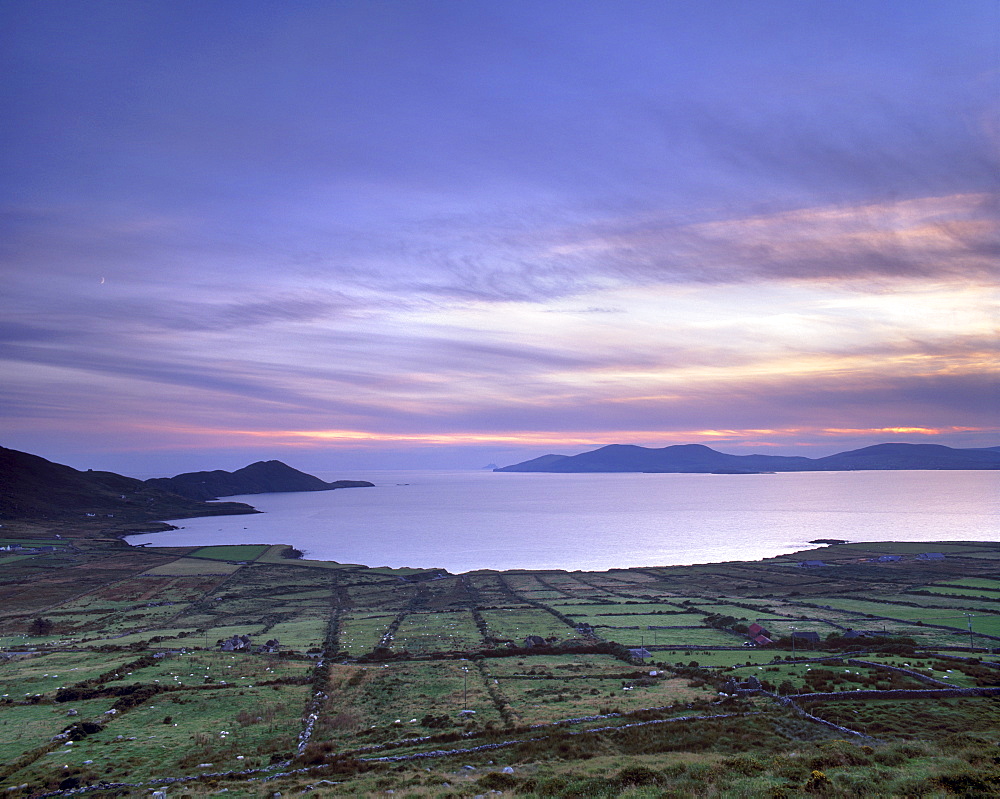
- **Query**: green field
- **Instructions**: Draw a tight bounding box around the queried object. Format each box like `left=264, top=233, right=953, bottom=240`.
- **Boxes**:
left=479, top=607, right=576, bottom=642
left=187, top=544, right=270, bottom=562
left=929, top=577, right=1000, bottom=590
left=1, top=533, right=999, bottom=795
left=141, top=558, right=243, bottom=576
left=337, top=613, right=395, bottom=654
left=497, top=671, right=710, bottom=725
left=390, top=610, right=483, bottom=653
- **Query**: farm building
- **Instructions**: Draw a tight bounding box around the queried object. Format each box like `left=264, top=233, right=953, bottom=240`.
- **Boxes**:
left=748, top=622, right=772, bottom=639
left=220, top=634, right=253, bottom=652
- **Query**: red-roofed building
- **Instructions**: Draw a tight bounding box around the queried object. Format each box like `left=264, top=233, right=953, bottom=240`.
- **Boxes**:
left=748, top=622, right=772, bottom=639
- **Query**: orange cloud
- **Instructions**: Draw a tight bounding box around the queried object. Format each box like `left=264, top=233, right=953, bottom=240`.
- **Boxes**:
left=820, top=426, right=986, bottom=436
left=132, top=423, right=997, bottom=450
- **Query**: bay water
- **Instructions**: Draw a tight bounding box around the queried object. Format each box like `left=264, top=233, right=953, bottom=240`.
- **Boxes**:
left=124, top=470, right=999, bottom=573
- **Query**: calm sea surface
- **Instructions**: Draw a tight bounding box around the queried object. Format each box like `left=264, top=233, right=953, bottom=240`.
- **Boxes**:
left=125, top=470, right=999, bottom=573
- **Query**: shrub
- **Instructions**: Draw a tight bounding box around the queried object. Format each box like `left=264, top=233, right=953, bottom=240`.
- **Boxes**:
left=475, top=772, right=519, bottom=791
left=721, top=754, right=765, bottom=776
left=932, top=764, right=1000, bottom=794
left=804, top=769, right=832, bottom=792
left=809, top=740, right=872, bottom=769
left=299, top=740, right=334, bottom=765
left=614, top=764, right=663, bottom=786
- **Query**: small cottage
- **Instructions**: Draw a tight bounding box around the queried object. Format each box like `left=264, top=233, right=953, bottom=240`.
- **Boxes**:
left=220, top=634, right=253, bottom=652
left=747, top=622, right=772, bottom=639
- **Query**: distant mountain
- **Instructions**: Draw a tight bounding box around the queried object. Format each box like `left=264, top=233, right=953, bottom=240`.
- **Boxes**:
left=496, top=442, right=1000, bottom=473
left=504, top=453, right=575, bottom=471
left=807, top=443, right=1000, bottom=471
left=145, top=460, right=373, bottom=501
left=0, top=446, right=257, bottom=522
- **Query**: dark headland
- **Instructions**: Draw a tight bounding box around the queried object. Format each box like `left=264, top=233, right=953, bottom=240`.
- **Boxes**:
left=0, top=445, right=373, bottom=529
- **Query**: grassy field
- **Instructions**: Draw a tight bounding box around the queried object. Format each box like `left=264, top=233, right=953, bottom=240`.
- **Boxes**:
left=391, top=610, right=483, bottom=653
left=0, top=534, right=998, bottom=795
left=337, top=613, right=395, bottom=654
left=140, top=558, right=243, bottom=576
left=479, top=608, right=575, bottom=642
left=187, top=544, right=270, bottom=562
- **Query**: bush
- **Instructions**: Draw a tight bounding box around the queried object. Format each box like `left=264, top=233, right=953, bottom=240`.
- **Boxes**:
left=721, top=754, right=765, bottom=776
left=614, top=764, right=663, bottom=786
left=298, top=740, right=334, bottom=765
left=809, top=740, right=872, bottom=769
left=475, top=772, right=519, bottom=791
left=932, top=764, right=1000, bottom=794
left=804, top=769, right=832, bottom=792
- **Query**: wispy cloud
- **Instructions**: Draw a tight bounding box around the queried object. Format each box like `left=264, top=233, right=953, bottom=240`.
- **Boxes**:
left=541, top=193, right=999, bottom=289
left=2, top=1, right=998, bottom=470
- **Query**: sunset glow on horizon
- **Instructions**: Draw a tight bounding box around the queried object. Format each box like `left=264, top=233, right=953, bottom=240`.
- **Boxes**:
left=2, top=1, right=997, bottom=475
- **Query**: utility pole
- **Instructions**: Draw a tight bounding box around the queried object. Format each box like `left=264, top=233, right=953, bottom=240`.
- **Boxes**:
left=967, top=614, right=976, bottom=651
left=462, top=666, right=468, bottom=710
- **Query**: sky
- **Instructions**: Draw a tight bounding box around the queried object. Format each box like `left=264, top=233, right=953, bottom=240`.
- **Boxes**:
left=2, top=0, right=998, bottom=476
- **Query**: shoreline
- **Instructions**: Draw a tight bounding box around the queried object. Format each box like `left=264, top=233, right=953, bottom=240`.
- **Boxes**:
left=120, top=534, right=986, bottom=577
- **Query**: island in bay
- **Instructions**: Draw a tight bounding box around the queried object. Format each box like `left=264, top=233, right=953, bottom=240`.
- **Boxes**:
left=496, top=441, right=1000, bottom=473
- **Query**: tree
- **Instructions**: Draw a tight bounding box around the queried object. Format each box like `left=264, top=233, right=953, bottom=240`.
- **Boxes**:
left=29, top=617, right=53, bottom=635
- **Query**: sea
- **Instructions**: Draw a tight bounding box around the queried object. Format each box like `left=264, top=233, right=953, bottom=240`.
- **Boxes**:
left=124, top=470, right=999, bottom=574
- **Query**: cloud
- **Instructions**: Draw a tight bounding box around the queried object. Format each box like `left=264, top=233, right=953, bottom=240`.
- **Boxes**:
left=541, top=193, right=1000, bottom=289
left=3, top=2, right=998, bottom=470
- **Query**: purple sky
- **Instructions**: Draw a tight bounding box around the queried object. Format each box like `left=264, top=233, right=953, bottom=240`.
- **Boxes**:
left=2, top=1, right=998, bottom=475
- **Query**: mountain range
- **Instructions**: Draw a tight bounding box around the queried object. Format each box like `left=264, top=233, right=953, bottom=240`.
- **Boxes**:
left=0, top=446, right=372, bottom=522
left=496, top=442, right=1000, bottom=473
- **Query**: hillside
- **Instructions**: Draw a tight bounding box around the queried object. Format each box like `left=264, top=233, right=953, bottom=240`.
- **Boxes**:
left=497, top=441, right=1000, bottom=473
left=0, top=446, right=257, bottom=522
left=145, top=460, right=373, bottom=501
left=0, top=535, right=999, bottom=795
